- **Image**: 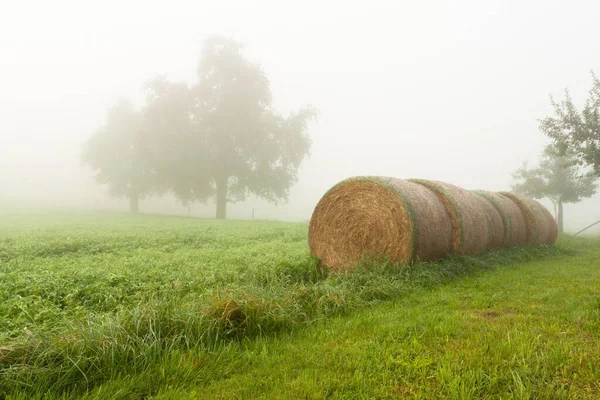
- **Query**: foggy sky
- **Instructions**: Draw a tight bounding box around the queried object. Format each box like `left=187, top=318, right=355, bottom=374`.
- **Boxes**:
left=1, top=0, right=600, bottom=233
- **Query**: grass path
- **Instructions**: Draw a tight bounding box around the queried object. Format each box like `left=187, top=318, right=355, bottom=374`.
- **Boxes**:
left=87, top=238, right=600, bottom=399
left=2, top=212, right=599, bottom=399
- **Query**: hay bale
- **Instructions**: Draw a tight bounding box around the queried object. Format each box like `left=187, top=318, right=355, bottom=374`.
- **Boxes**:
left=473, top=191, right=527, bottom=246
left=308, top=176, right=453, bottom=271
left=471, top=192, right=505, bottom=249
left=409, top=179, right=489, bottom=255
left=498, top=192, right=549, bottom=244
left=531, top=200, right=558, bottom=244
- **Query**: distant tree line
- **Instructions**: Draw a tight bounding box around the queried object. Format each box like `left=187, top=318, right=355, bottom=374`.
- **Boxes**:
left=513, top=71, right=600, bottom=232
left=82, top=35, right=317, bottom=218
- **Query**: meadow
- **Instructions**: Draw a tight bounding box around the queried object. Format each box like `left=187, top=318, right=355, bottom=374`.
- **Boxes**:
left=1, top=210, right=599, bottom=399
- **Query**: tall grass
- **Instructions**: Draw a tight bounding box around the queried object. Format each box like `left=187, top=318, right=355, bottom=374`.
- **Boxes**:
left=0, top=244, right=564, bottom=397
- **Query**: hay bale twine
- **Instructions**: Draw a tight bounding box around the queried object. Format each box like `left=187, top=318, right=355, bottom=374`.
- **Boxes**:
left=473, top=191, right=528, bottom=246
left=409, top=179, right=489, bottom=255
left=498, top=192, right=549, bottom=244
left=471, top=192, right=505, bottom=250
left=308, top=176, right=453, bottom=271
left=531, top=199, right=558, bottom=244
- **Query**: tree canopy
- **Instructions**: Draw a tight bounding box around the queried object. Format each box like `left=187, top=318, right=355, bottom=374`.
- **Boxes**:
left=540, top=71, right=600, bottom=175
left=82, top=35, right=317, bottom=218
left=512, top=145, right=597, bottom=232
left=187, top=36, right=317, bottom=218
left=81, top=99, right=160, bottom=213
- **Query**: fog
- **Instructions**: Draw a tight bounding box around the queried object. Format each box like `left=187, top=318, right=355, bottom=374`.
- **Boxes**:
left=1, top=0, right=599, bottom=233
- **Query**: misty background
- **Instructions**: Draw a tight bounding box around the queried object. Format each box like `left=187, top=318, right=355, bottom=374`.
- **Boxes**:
left=1, top=0, right=599, bottom=233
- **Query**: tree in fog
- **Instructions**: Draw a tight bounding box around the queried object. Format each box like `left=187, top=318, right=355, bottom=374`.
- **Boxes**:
left=82, top=99, right=161, bottom=213
left=540, top=71, right=600, bottom=175
left=159, top=35, right=317, bottom=219
left=512, top=145, right=597, bottom=232
left=141, top=77, right=213, bottom=205
left=84, top=35, right=316, bottom=218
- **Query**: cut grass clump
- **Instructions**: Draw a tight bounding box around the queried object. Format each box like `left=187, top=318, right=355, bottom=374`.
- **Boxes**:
left=273, top=258, right=329, bottom=284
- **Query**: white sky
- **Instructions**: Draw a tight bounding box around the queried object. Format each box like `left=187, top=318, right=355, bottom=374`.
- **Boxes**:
left=1, top=0, right=599, bottom=232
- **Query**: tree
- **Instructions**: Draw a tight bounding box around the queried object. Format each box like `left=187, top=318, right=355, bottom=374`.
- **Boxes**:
left=512, top=145, right=597, bottom=232
left=82, top=99, right=160, bottom=213
left=84, top=35, right=316, bottom=218
left=540, top=71, right=600, bottom=175
left=140, top=77, right=213, bottom=206
left=165, top=35, right=317, bottom=219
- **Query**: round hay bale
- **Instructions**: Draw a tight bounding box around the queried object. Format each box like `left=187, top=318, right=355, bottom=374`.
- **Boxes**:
left=531, top=200, right=558, bottom=244
left=409, top=179, right=489, bottom=255
left=308, top=176, right=453, bottom=271
left=471, top=192, right=505, bottom=250
left=473, top=190, right=527, bottom=246
left=498, top=192, right=549, bottom=244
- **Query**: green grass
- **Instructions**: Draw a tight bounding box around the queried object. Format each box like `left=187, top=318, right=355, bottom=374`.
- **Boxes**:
left=1, top=210, right=599, bottom=399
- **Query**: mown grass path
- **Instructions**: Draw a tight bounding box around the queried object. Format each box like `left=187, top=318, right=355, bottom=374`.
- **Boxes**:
left=156, top=238, right=600, bottom=399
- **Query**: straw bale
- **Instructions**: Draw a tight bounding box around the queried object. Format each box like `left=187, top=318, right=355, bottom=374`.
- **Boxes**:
left=471, top=192, right=505, bottom=249
left=308, top=176, right=453, bottom=271
left=531, top=199, right=558, bottom=244
left=474, top=191, right=527, bottom=246
left=409, top=179, right=488, bottom=255
left=498, top=192, right=548, bottom=244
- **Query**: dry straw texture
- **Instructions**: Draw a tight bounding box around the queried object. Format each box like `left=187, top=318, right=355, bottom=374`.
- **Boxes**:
left=308, top=177, right=452, bottom=271
left=472, top=193, right=505, bottom=250
left=531, top=199, right=558, bottom=244
left=309, top=177, right=557, bottom=271
left=499, top=192, right=552, bottom=244
left=409, top=179, right=489, bottom=255
left=474, top=191, right=528, bottom=246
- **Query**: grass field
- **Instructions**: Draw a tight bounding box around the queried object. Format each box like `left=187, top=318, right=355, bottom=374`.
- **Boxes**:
left=1, top=210, right=599, bottom=399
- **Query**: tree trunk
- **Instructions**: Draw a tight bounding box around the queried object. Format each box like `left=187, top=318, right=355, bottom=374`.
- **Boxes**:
left=557, top=199, right=564, bottom=233
left=129, top=191, right=139, bottom=214
left=215, top=176, right=228, bottom=219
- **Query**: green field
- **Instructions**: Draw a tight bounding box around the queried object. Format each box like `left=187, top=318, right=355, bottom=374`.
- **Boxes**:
left=1, top=211, right=599, bottom=399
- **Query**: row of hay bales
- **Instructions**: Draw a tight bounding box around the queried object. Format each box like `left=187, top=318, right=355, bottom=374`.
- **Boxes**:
left=308, top=177, right=558, bottom=271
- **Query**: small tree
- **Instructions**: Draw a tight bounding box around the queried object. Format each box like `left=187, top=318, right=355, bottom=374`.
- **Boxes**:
left=540, top=70, right=600, bottom=175
left=82, top=99, right=160, bottom=213
left=512, top=145, right=597, bottom=232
